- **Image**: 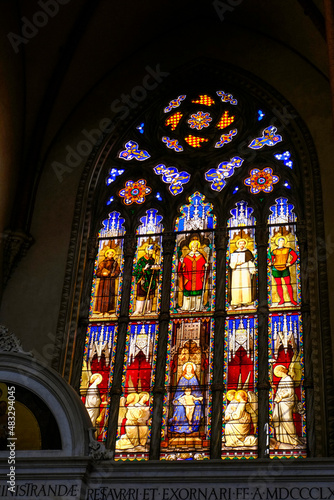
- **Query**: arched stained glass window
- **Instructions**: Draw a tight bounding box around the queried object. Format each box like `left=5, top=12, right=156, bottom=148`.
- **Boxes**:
left=73, top=73, right=329, bottom=461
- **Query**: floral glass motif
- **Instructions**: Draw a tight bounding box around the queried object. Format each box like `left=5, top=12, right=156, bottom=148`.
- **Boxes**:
left=248, top=126, right=282, bottom=150
left=89, top=212, right=125, bottom=320
left=115, top=322, right=159, bottom=461
left=191, top=95, right=215, bottom=106
left=216, top=91, right=238, bottom=105
left=164, top=95, right=187, bottom=113
left=226, top=201, right=257, bottom=313
left=274, top=151, right=293, bottom=169
left=216, top=111, right=235, bottom=130
left=258, top=110, right=265, bottom=121
left=171, top=193, right=216, bottom=315
left=118, top=179, right=152, bottom=205
left=80, top=324, right=117, bottom=442
left=222, top=316, right=258, bottom=459
left=118, top=141, right=150, bottom=161
left=162, top=137, right=184, bottom=152
left=106, top=168, right=125, bottom=185
left=184, top=136, right=209, bottom=148
left=267, top=198, right=300, bottom=309
left=215, top=129, right=238, bottom=148
left=161, top=318, right=214, bottom=461
left=268, top=313, right=307, bottom=458
left=187, top=111, right=212, bottom=131
left=153, top=164, right=190, bottom=195
left=130, top=209, right=164, bottom=318
left=165, top=112, right=183, bottom=130
left=205, top=156, right=244, bottom=192
left=244, top=167, right=279, bottom=194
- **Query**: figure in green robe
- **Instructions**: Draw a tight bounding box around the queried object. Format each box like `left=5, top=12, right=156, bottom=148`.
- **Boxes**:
left=133, top=244, right=160, bottom=315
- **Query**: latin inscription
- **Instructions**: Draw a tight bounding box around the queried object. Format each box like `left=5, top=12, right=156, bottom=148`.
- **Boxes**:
left=0, top=484, right=333, bottom=499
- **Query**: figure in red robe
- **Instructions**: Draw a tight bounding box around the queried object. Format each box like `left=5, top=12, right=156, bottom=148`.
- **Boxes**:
left=178, top=239, right=209, bottom=311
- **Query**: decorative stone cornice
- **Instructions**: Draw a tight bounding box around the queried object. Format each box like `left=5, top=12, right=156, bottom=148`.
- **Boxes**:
left=2, top=229, right=34, bottom=286
left=0, top=325, right=32, bottom=355
left=88, top=429, right=113, bottom=461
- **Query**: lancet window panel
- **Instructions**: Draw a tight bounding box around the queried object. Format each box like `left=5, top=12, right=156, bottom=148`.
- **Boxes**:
left=115, top=322, right=159, bottom=461
left=268, top=313, right=306, bottom=458
left=80, top=323, right=117, bottom=442
left=222, top=315, right=258, bottom=459
left=161, top=317, right=214, bottom=460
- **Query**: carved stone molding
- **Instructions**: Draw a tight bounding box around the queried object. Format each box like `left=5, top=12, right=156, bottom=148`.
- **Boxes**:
left=88, top=429, right=113, bottom=461
left=0, top=325, right=32, bottom=355
left=2, top=229, right=34, bottom=285
left=87, top=237, right=98, bottom=260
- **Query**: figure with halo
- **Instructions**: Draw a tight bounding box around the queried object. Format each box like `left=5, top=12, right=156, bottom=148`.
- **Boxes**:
left=133, top=243, right=161, bottom=315
left=169, top=362, right=204, bottom=434
left=268, top=236, right=298, bottom=306
left=178, top=238, right=209, bottom=312
left=229, top=238, right=256, bottom=308
left=94, top=247, right=120, bottom=315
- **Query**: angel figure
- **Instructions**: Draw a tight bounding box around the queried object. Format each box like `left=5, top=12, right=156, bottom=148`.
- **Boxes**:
left=116, top=392, right=150, bottom=450
left=272, top=356, right=303, bottom=447
left=84, top=373, right=103, bottom=428
left=223, top=389, right=258, bottom=448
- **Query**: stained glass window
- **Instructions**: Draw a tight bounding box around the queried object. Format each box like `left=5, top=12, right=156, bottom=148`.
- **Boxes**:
left=78, top=84, right=315, bottom=461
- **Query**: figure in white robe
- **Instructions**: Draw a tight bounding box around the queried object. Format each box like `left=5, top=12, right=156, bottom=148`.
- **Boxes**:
left=85, top=373, right=103, bottom=427
left=229, top=239, right=256, bottom=308
left=272, top=365, right=301, bottom=446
